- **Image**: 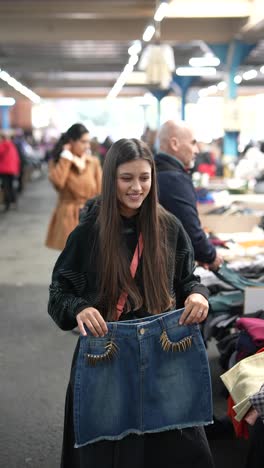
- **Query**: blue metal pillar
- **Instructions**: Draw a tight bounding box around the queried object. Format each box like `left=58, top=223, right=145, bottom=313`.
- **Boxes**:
left=171, top=75, right=194, bottom=121
left=208, top=41, right=256, bottom=157
left=1, top=106, right=10, bottom=130
left=150, top=89, right=169, bottom=128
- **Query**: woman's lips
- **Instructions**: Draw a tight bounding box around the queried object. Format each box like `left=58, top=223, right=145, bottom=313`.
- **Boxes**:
left=127, top=193, right=142, bottom=201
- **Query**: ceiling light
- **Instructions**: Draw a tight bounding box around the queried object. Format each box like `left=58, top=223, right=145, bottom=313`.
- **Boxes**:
left=0, top=68, right=41, bottom=103
left=207, top=85, right=218, bottom=94
left=176, top=67, right=216, bottom=76
left=154, top=2, right=170, bottom=22
left=128, top=41, right=142, bottom=56
left=242, top=69, right=258, bottom=80
left=198, top=89, right=208, bottom=98
left=0, top=97, right=15, bottom=106
left=189, top=57, right=220, bottom=67
left=123, top=63, right=134, bottom=74
left=234, top=75, right=242, bottom=84
left=217, top=81, right=227, bottom=91
left=128, top=55, right=139, bottom=66
left=143, top=25, right=155, bottom=42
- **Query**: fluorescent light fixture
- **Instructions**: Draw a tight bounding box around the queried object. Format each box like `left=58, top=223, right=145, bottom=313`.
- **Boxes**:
left=207, top=85, right=218, bottom=94
left=242, top=69, right=257, bottom=80
left=166, top=0, right=250, bottom=18
left=143, top=25, right=155, bottom=42
left=176, top=67, right=216, bottom=76
left=107, top=63, right=134, bottom=99
left=0, top=97, right=15, bottom=106
left=128, top=55, right=139, bottom=66
left=128, top=41, right=142, bottom=56
left=217, top=81, right=227, bottom=91
left=0, top=68, right=41, bottom=103
left=123, top=63, right=134, bottom=74
left=154, top=2, right=169, bottom=22
left=260, top=66, right=264, bottom=74
left=234, top=75, right=242, bottom=84
left=198, top=89, right=208, bottom=97
left=189, top=57, right=220, bottom=67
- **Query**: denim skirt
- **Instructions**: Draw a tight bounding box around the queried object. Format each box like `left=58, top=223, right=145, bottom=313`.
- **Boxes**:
left=73, top=308, right=213, bottom=448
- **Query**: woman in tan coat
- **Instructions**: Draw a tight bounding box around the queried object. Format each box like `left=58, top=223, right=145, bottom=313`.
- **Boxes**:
left=46, top=123, right=102, bottom=250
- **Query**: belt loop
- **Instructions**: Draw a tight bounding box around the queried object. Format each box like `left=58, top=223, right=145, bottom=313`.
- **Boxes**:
left=110, top=322, right=117, bottom=341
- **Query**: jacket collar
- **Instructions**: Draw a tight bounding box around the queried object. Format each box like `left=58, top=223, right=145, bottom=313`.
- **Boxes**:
left=155, top=152, right=186, bottom=172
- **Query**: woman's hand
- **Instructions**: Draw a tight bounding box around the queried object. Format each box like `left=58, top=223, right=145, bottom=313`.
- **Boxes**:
left=76, top=307, right=108, bottom=337
left=63, top=143, right=72, bottom=151
left=72, top=155, right=86, bottom=172
left=179, top=293, right=209, bottom=325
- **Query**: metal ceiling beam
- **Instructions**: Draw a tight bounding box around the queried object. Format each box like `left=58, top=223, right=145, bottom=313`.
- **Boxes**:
left=0, top=1, right=155, bottom=19
left=0, top=61, right=126, bottom=74
left=0, top=18, right=247, bottom=43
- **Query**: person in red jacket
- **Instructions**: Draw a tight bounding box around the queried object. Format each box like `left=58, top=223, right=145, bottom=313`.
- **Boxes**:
left=0, top=134, right=20, bottom=211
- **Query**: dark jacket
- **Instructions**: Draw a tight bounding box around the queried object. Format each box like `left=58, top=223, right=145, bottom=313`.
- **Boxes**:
left=48, top=199, right=208, bottom=330
left=155, top=152, right=216, bottom=264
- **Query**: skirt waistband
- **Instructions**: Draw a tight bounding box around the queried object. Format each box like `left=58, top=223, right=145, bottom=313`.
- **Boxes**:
left=84, top=308, right=197, bottom=339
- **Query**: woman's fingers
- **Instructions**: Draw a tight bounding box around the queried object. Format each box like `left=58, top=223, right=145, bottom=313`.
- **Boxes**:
left=93, top=310, right=108, bottom=335
left=180, top=294, right=209, bottom=325
left=76, top=315, right=87, bottom=336
left=76, top=307, right=108, bottom=337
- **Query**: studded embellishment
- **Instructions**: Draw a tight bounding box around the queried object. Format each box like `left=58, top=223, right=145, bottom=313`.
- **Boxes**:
left=160, top=330, right=192, bottom=352
left=85, top=340, right=119, bottom=366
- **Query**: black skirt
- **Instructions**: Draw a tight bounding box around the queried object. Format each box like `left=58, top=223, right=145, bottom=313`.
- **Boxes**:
left=61, top=382, right=215, bottom=468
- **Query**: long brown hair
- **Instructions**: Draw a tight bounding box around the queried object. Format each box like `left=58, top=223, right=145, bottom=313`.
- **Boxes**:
left=98, top=138, right=173, bottom=320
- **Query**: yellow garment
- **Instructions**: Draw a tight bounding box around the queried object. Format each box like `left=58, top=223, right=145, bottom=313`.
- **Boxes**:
left=220, top=352, right=264, bottom=422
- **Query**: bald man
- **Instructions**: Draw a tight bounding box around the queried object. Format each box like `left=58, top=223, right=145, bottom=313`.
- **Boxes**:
left=155, top=120, right=222, bottom=271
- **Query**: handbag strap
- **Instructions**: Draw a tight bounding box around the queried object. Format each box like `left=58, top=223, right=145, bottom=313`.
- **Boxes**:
left=115, top=232, right=143, bottom=320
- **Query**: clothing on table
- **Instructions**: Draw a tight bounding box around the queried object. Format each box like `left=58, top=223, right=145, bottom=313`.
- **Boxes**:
left=155, top=152, right=216, bottom=264
left=236, top=318, right=264, bottom=348
left=215, top=262, right=264, bottom=291
left=48, top=202, right=213, bottom=467
left=45, top=153, right=102, bottom=250
left=250, top=383, right=264, bottom=423
left=221, top=351, right=264, bottom=421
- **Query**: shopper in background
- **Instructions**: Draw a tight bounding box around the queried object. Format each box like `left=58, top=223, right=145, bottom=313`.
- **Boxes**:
left=98, top=136, right=113, bottom=166
left=48, top=137, right=214, bottom=468
left=0, top=133, right=20, bottom=212
left=155, top=120, right=223, bottom=271
left=45, top=123, right=102, bottom=250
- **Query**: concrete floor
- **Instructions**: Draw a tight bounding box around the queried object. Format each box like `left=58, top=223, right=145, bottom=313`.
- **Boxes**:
left=0, top=176, right=250, bottom=468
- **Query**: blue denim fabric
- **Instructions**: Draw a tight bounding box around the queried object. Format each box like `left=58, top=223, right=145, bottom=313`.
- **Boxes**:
left=73, top=308, right=213, bottom=448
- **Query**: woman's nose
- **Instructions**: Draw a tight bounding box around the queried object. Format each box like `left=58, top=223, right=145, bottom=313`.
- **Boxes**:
left=131, top=179, right=141, bottom=190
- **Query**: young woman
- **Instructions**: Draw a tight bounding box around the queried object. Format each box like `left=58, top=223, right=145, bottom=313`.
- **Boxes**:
left=48, top=138, right=215, bottom=468
left=45, top=123, right=102, bottom=250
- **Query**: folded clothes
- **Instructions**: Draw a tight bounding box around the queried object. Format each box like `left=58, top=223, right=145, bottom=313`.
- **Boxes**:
left=236, top=318, right=264, bottom=347
left=215, top=263, right=264, bottom=291
left=221, top=352, right=264, bottom=421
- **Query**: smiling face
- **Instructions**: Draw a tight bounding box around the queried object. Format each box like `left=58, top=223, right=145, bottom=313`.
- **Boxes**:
left=116, top=159, right=152, bottom=217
